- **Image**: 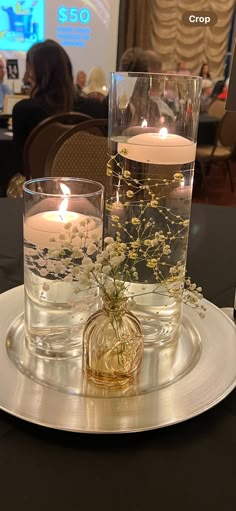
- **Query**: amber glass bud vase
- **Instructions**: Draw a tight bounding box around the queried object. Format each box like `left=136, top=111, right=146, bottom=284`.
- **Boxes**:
left=83, top=297, right=144, bottom=386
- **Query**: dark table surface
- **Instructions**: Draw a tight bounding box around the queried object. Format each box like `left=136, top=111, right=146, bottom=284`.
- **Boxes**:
left=0, top=198, right=236, bottom=511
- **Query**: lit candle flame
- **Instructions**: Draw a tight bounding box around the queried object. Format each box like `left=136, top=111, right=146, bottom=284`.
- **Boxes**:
left=159, top=127, right=168, bottom=138
left=59, top=183, right=70, bottom=221
left=141, top=119, right=148, bottom=128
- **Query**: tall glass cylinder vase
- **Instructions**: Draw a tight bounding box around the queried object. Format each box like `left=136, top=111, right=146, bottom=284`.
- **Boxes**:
left=106, top=72, right=202, bottom=348
left=23, top=178, right=104, bottom=359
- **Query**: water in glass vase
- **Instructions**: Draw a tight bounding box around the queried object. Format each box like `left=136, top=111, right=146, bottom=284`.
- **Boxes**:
left=106, top=147, right=194, bottom=348
left=24, top=214, right=102, bottom=358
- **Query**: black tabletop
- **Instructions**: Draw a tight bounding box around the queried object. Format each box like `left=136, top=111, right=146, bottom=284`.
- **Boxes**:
left=0, top=198, right=236, bottom=511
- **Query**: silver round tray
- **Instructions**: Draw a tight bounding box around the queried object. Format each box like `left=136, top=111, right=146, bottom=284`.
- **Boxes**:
left=0, top=285, right=236, bottom=433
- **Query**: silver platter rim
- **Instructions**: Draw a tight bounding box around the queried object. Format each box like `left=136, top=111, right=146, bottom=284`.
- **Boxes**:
left=0, top=285, right=236, bottom=434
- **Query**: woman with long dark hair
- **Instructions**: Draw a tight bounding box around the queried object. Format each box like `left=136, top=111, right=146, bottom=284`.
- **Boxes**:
left=199, top=63, right=211, bottom=80
left=12, top=39, right=75, bottom=174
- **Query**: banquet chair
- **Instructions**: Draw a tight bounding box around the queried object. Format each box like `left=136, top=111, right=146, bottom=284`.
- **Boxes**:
left=44, top=119, right=108, bottom=186
left=23, top=112, right=92, bottom=179
left=208, top=99, right=226, bottom=119
left=196, top=112, right=236, bottom=194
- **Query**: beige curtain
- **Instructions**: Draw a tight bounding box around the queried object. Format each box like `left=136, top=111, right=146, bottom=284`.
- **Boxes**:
left=149, top=0, right=235, bottom=77
left=117, top=0, right=235, bottom=78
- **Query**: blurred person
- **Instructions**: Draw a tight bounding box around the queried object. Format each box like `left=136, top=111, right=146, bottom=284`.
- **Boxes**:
left=144, top=50, right=162, bottom=73
left=200, top=79, right=213, bottom=113
left=0, top=58, right=12, bottom=111
left=151, top=80, right=176, bottom=121
left=82, top=66, right=108, bottom=101
left=119, top=47, right=162, bottom=74
left=12, top=39, right=75, bottom=175
left=199, top=63, right=211, bottom=80
left=176, top=62, right=191, bottom=76
left=119, top=47, right=149, bottom=72
left=75, top=70, right=86, bottom=94
left=120, top=48, right=173, bottom=125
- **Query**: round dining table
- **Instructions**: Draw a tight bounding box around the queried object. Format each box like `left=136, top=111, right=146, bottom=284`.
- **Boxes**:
left=0, top=198, right=235, bottom=511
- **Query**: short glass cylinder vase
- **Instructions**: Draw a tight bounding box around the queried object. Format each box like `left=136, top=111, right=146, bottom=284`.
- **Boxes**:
left=106, top=72, right=202, bottom=348
left=83, top=298, right=144, bottom=386
left=23, top=177, right=104, bottom=359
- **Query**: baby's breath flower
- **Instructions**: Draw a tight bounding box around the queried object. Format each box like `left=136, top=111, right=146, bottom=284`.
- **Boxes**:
left=110, top=256, right=124, bottom=268
left=103, top=265, right=112, bottom=275
left=64, top=275, right=73, bottom=283
left=104, top=281, right=116, bottom=294
left=173, top=172, right=184, bottom=181
left=54, top=261, right=65, bottom=273
left=38, top=258, right=46, bottom=267
left=131, top=240, right=141, bottom=248
left=82, top=257, right=93, bottom=266
left=146, top=258, right=157, bottom=268
left=72, top=248, right=84, bottom=258
left=105, top=244, right=115, bottom=253
left=144, top=239, right=152, bottom=247
left=163, top=245, right=171, bottom=255
left=104, top=237, right=114, bottom=244
left=87, top=244, right=97, bottom=256
left=111, top=215, right=119, bottom=222
left=150, top=200, right=159, bottom=208
left=128, top=251, right=138, bottom=260
left=64, top=222, right=72, bottom=230
left=123, top=170, right=131, bottom=178
left=126, top=190, right=134, bottom=198
left=106, top=163, right=113, bottom=176
left=131, top=217, right=140, bottom=225
left=39, top=268, right=48, bottom=277
left=117, top=242, right=126, bottom=250
left=77, top=275, right=90, bottom=288
left=46, top=261, right=55, bottom=272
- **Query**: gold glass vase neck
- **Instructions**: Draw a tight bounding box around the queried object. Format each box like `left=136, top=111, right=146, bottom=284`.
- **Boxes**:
left=102, top=296, right=128, bottom=314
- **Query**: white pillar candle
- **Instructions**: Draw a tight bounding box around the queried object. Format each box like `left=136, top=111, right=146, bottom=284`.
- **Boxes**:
left=118, top=128, right=196, bottom=165
left=24, top=211, right=102, bottom=249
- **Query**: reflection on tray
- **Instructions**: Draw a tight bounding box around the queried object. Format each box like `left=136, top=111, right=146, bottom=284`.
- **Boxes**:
left=6, top=313, right=201, bottom=398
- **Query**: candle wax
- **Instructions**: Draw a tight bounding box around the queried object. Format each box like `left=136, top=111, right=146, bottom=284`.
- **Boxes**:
left=118, top=132, right=196, bottom=165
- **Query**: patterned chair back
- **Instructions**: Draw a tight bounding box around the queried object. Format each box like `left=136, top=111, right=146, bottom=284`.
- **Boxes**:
left=44, top=119, right=108, bottom=187
left=23, top=112, right=92, bottom=179
left=208, top=99, right=226, bottom=119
